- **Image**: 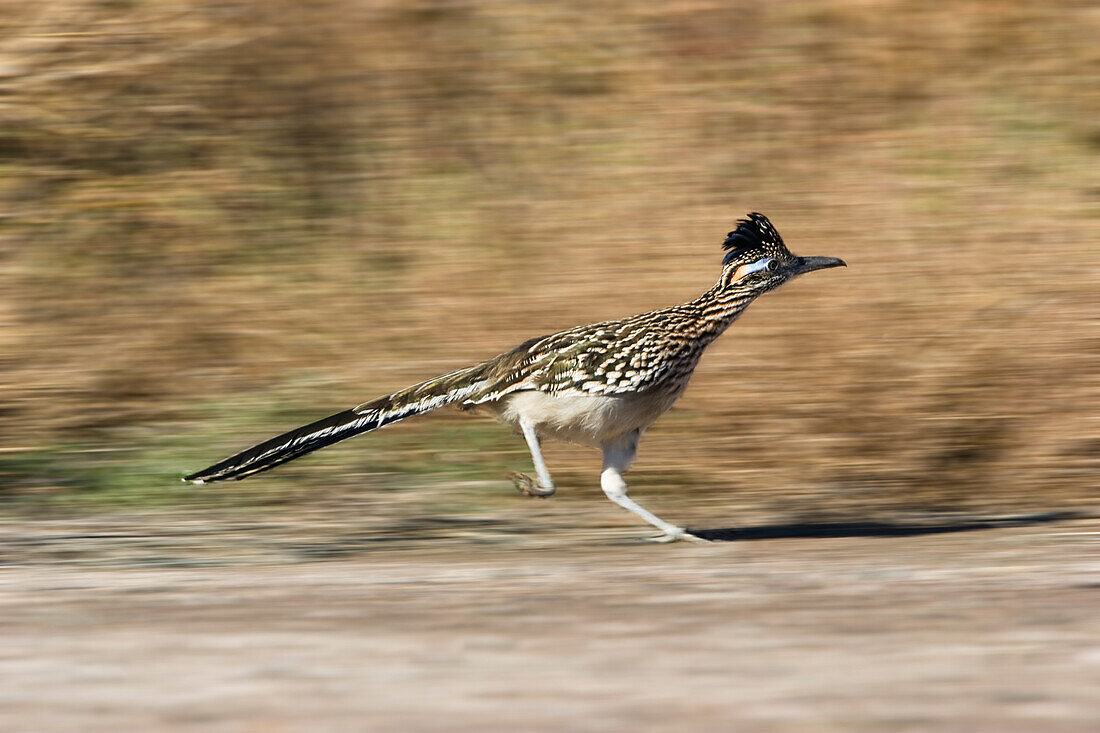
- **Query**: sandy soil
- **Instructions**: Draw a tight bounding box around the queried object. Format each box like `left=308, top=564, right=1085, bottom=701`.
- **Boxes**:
left=2, top=506, right=1098, bottom=733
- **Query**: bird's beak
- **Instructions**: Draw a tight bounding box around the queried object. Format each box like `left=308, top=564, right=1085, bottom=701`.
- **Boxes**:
left=793, top=256, right=846, bottom=275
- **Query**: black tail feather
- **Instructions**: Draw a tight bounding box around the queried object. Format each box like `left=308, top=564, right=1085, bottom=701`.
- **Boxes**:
left=183, top=408, right=379, bottom=483
left=184, top=364, right=491, bottom=484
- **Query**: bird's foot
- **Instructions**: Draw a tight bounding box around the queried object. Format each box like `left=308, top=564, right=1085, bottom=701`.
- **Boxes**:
left=508, top=472, right=555, bottom=498
left=647, top=527, right=709, bottom=544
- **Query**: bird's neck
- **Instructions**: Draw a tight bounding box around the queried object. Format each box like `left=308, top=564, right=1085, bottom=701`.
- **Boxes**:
left=683, top=283, right=758, bottom=340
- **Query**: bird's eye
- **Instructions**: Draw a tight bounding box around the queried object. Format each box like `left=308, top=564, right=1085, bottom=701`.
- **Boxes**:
left=766, top=259, right=779, bottom=272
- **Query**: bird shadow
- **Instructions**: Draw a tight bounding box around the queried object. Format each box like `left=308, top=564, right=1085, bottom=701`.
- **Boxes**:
left=689, top=511, right=1081, bottom=542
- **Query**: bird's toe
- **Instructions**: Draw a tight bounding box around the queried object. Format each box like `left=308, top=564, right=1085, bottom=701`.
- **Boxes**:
left=507, top=471, right=555, bottom=498
left=646, top=528, right=709, bottom=544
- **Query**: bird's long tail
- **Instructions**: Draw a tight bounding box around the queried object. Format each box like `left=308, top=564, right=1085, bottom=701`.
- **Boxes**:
left=183, top=364, right=491, bottom=484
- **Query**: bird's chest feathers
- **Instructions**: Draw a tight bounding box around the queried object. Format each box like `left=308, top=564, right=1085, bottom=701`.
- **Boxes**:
left=495, top=389, right=681, bottom=447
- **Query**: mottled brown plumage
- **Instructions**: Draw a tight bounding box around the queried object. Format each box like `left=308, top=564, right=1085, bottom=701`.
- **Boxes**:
left=185, top=213, right=845, bottom=542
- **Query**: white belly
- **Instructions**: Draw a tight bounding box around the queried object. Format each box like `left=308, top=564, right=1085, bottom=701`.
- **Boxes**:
left=486, top=389, right=681, bottom=448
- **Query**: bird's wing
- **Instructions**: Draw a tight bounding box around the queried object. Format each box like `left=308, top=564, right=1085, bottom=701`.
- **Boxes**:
left=534, top=322, right=683, bottom=395
left=464, top=317, right=684, bottom=403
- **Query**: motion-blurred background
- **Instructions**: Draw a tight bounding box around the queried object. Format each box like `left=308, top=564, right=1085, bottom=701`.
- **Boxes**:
left=1, top=0, right=1096, bottom=524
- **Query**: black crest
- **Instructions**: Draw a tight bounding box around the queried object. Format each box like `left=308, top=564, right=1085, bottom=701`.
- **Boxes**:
left=722, top=212, right=786, bottom=266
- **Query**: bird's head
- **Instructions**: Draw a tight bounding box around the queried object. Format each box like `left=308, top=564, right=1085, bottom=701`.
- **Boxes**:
left=718, top=213, right=845, bottom=294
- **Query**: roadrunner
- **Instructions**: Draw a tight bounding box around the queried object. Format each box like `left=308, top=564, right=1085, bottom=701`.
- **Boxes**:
left=185, top=213, right=845, bottom=542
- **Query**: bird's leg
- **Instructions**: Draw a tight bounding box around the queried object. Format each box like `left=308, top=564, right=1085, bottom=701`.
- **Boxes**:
left=509, top=418, right=556, bottom=498
left=600, top=431, right=707, bottom=543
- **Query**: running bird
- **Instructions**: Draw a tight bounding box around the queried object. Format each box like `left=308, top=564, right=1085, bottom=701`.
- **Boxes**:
left=184, top=213, right=846, bottom=542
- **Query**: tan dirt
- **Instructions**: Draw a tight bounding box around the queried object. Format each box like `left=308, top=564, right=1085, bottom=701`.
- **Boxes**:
left=3, top=509, right=1098, bottom=733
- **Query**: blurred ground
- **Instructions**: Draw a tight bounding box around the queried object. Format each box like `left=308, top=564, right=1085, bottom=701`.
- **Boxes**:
left=3, top=506, right=1099, bottom=732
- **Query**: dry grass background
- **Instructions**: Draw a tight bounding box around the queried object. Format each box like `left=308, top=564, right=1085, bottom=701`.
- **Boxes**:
left=1, top=0, right=1097, bottom=522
